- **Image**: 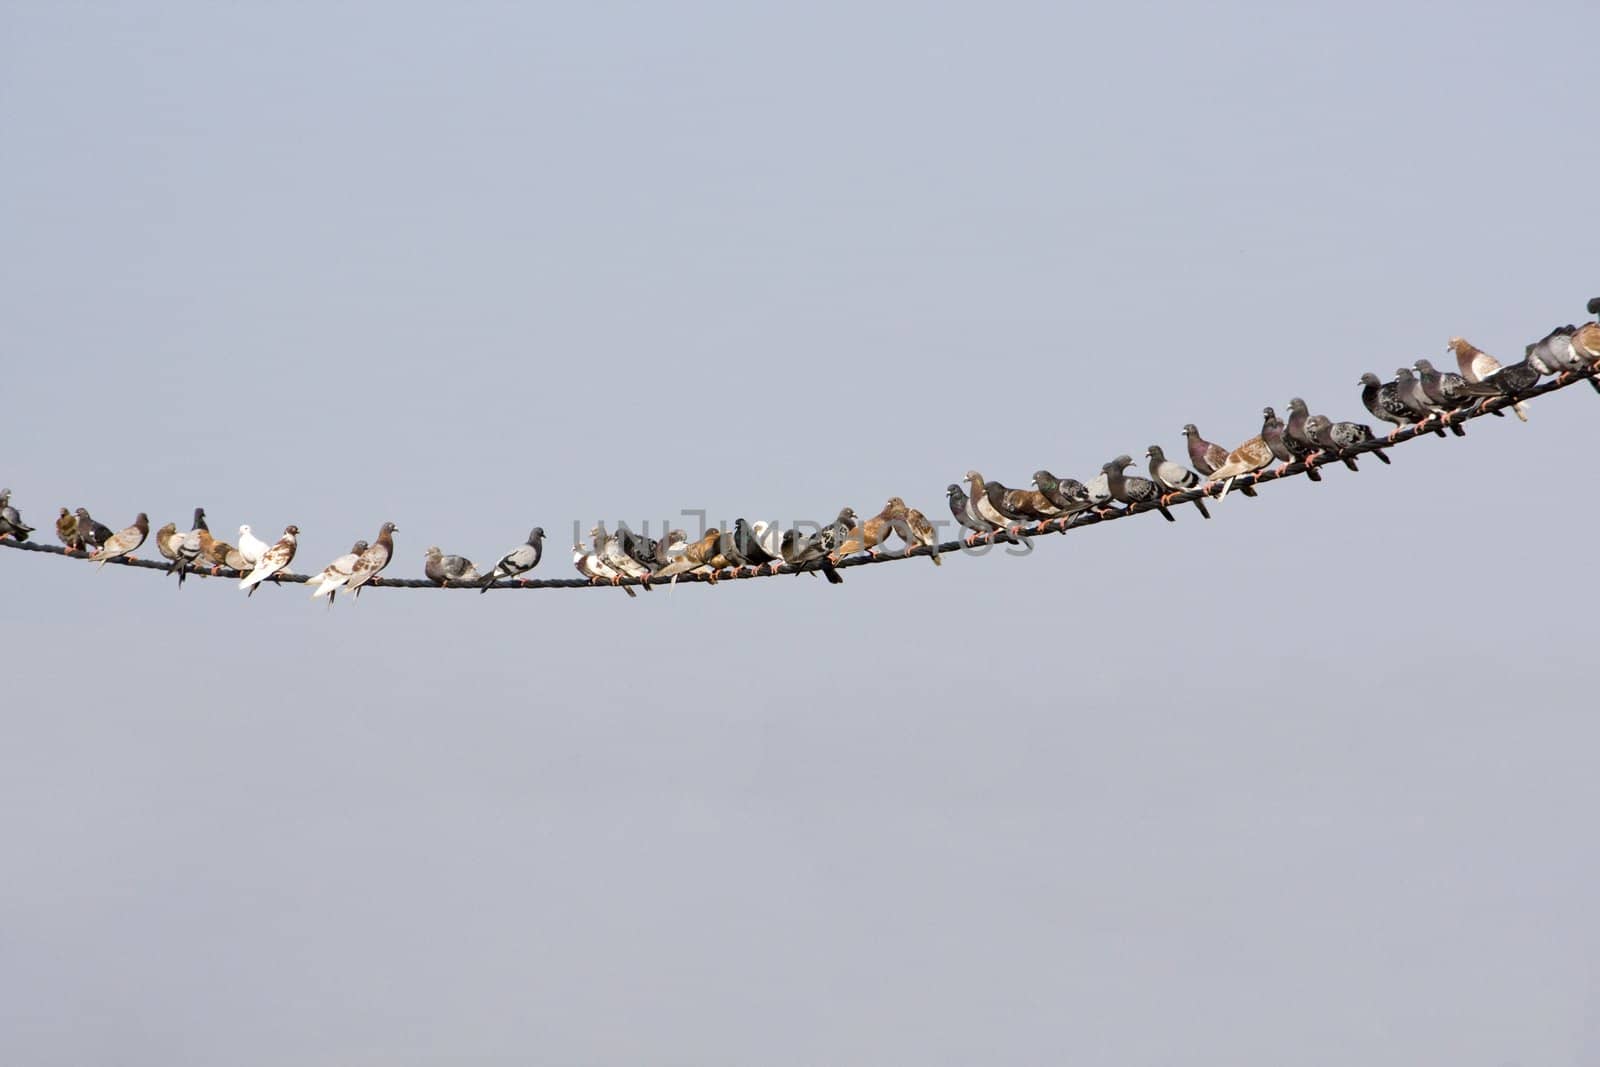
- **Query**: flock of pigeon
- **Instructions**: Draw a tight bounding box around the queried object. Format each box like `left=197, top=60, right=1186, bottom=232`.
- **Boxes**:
left=4, top=312, right=1597, bottom=600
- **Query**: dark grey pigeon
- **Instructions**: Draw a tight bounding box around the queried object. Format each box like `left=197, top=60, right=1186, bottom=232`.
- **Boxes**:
left=1414, top=358, right=1500, bottom=422
left=1394, top=368, right=1463, bottom=436
left=1303, top=414, right=1360, bottom=472
left=1145, top=446, right=1210, bottom=519
left=1104, top=456, right=1175, bottom=522
left=1327, top=420, right=1391, bottom=464
left=1267, top=405, right=1321, bottom=481
left=732, top=518, right=778, bottom=574
left=947, top=484, right=996, bottom=544
left=0, top=489, right=34, bottom=541
left=480, top=526, right=545, bottom=592
left=1359, top=372, right=1420, bottom=438
left=1031, top=470, right=1092, bottom=520
left=1481, top=357, right=1542, bottom=397
left=73, top=507, right=113, bottom=549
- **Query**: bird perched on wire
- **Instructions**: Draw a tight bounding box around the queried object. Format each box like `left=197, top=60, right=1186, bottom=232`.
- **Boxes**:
left=0, top=490, right=32, bottom=541
left=308, top=540, right=369, bottom=602
left=1182, top=425, right=1257, bottom=498
left=424, top=546, right=480, bottom=586
left=594, top=524, right=653, bottom=588
left=239, top=525, right=298, bottom=596
left=1030, top=471, right=1093, bottom=526
left=1358, top=372, right=1415, bottom=440
left=1263, top=405, right=1320, bottom=481
left=1312, top=416, right=1390, bottom=466
left=1394, top=368, right=1464, bottom=437
left=732, top=518, right=780, bottom=576
left=655, top=528, right=723, bottom=585
left=1145, top=446, right=1209, bottom=519
left=1448, top=337, right=1529, bottom=421
left=1204, top=410, right=1279, bottom=499
left=1104, top=456, right=1175, bottom=521
left=1301, top=415, right=1360, bottom=472
left=1414, top=359, right=1500, bottom=426
left=154, top=521, right=182, bottom=564
left=237, top=525, right=271, bottom=569
left=831, top=500, right=897, bottom=561
left=344, top=522, right=396, bottom=598
left=948, top=483, right=997, bottom=544
left=167, top=507, right=208, bottom=586
left=73, top=507, right=114, bottom=551
left=885, top=499, right=942, bottom=564
left=575, top=540, right=638, bottom=596
left=55, top=507, right=81, bottom=551
left=1282, top=400, right=1330, bottom=476
left=480, top=526, right=545, bottom=592
left=92, top=513, right=149, bottom=568
left=1524, top=325, right=1587, bottom=376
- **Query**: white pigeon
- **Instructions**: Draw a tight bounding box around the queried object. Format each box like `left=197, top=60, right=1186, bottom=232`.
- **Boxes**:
left=237, top=524, right=271, bottom=566
left=239, top=525, right=298, bottom=596
left=308, top=540, right=368, bottom=600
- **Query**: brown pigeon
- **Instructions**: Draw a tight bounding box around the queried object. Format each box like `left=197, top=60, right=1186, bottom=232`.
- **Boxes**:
left=93, top=513, right=150, bottom=569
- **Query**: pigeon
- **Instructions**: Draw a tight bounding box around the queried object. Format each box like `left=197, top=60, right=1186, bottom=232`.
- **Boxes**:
left=732, top=518, right=780, bottom=575
left=1414, top=359, right=1500, bottom=424
left=237, top=525, right=271, bottom=567
left=1479, top=357, right=1542, bottom=399
left=1302, top=415, right=1360, bottom=472
left=885, top=499, right=942, bottom=564
left=1448, top=337, right=1529, bottom=421
left=204, top=537, right=242, bottom=574
left=1573, top=322, right=1600, bottom=366
left=1325, top=419, right=1391, bottom=463
left=1030, top=471, right=1093, bottom=524
left=1145, top=446, right=1210, bottom=519
left=1525, top=325, right=1586, bottom=375
left=1205, top=414, right=1278, bottom=499
left=0, top=490, right=32, bottom=541
left=831, top=500, right=898, bottom=560
left=615, top=524, right=661, bottom=572
left=308, top=540, right=369, bottom=601
left=1182, top=425, right=1256, bottom=497
left=1104, top=456, right=1175, bottom=522
left=654, top=529, right=723, bottom=584
left=778, top=522, right=845, bottom=584
left=750, top=521, right=788, bottom=573
left=962, top=472, right=1014, bottom=535
left=55, top=507, right=81, bottom=551
left=73, top=507, right=114, bottom=550
left=1394, top=368, right=1464, bottom=436
left=239, top=525, right=298, bottom=596
left=573, top=543, right=638, bottom=597
left=1263, top=406, right=1320, bottom=481
left=1282, top=399, right=1330, bottom=474
left=948, top=483, right=997, bottom=544
left=92, top=513, right=149, bottom=568
left=154, top=522, right=182, bottom=563
left=596, top=524, right=653, bottom=587
left=168, top=507, right=208, bottom=586
left=1358, top=372, right=1413, bottom=436
left=990, top=481, right=1065, bottom=533
left=480, top=526, right=545, bottom=592
left=1084, top=471, right=1112, bottom=510
left=344, top=522, right=397, bottom=598
left=424, top=546, right=480, bottom=586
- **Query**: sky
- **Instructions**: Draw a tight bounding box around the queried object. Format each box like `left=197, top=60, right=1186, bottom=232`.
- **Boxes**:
left=3, top=1, right=1599, bottom=1063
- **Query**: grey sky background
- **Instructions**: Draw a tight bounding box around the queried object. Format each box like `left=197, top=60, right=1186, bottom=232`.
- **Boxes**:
left=3, top=2, right=1598, bottom=1063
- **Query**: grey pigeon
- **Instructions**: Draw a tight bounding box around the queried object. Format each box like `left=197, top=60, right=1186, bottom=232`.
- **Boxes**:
left=1302, top=415, right=1360, bottom=472
left=1394, top=368, right=1464, bottom=436
left=1414, top=358, right=1500, bottom=424
left=1145, top=446, right=1209, bottom=519
left=1030, top=470, right=1092, bottom=522
left=345, top=522, right=397, bottom=598
left=1480, top=357, right=1542, bottom=398
left=1104, top=456, right=1175, bottom=522
left=424, top=546, right=480, bottom=586
left=1283, top=399, right=1334, bottom=472
left=1360, top=371, right=1439, bottom=438
left=1084, top=471, right=1112, bottom=511
left=0, top=490, right=35, bottom=541
left=168, top=507, right=208, bottom=586
left=481, top=526, right=545, bottom=592
left=1326, top=420, right=1391, bottom=464
left=947, top=484, right=994, bottom=545
left=1263, top=405, right=1320, bottom=481
left=73, top=507, right=114, bottom=549
left=1525, top=325, right=1586, bottom=375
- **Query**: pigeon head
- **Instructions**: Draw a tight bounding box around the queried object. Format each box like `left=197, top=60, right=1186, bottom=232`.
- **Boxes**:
left=1359, top=372, right=1383, bottom=387
left=947, top=482, right=964, bottom=497
left=527, top=527, right=545, bottom=544
left=1030, top=471, right=1053, bottom=490
left=58, top=506, right=70, bottom=518
left=283, top=525, right=299, bottom=536
left=75, top=507, right=92, bottom=520
left=350, top=540, right=369, bottom=554
left=1145, top=445, right=1164, bottom=462
left=1446, top=337, right=1471, bottom=356
left=1112, top=455, right=1133, bottom=469
left=1287, top=398, right=1308, bottom=416
left=1261, top=406, right=1276, bottom=419
left=1394, top=367, right=1415, bottom=380
left=425, top=545, right=442, bottom=558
